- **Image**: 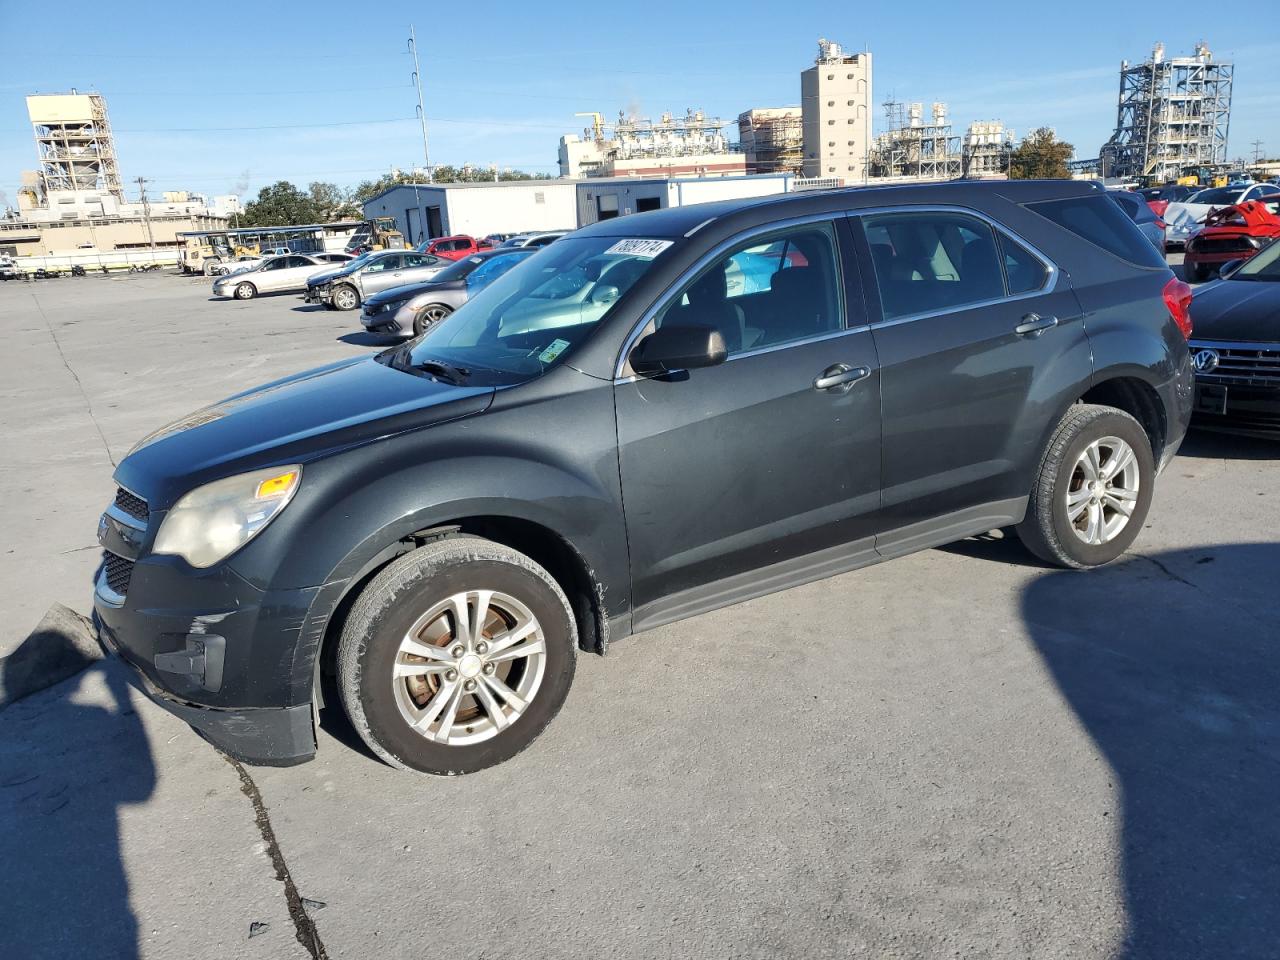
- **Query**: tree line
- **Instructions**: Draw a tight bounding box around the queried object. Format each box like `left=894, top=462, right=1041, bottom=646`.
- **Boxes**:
left=240, top=167, right=554, bottom=226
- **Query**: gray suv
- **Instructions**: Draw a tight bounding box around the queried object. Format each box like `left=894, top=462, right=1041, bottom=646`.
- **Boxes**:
left=306, top=249, right=448, bottom=310
left=93, top=180, right=1192, bottom=776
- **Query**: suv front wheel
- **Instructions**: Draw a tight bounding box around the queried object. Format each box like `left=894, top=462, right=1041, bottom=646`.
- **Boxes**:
left=1017, top=404, right=1155, bottom=569
left=337, top=536, right=577, bottom=775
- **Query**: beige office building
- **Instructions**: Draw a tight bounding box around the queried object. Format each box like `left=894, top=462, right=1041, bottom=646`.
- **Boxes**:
left=801, top=39, right=872, bottom=182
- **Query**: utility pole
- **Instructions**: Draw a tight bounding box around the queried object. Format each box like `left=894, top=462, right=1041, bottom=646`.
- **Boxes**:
left=136, top=176, right=155, bottom=255
left=1251, top=139, right=1264, bottom=164
left=409, top=26, right=432, bottom=183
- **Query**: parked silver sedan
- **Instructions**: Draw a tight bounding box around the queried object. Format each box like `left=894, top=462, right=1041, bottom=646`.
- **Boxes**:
left=212, top=253, right=353, bottom=300
left=305, top=250, right=449, bottom=311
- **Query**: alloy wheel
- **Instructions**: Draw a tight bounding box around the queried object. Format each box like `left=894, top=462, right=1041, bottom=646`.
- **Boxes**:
left=1065, top=436, right=1140, bottom=546
left=392, top=589, right=546, bottom=746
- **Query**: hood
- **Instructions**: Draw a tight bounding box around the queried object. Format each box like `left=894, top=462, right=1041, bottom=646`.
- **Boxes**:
left=306, top=265, right=353, bottom=287
left=366, top=277, right=464, bottom=308
left=116, top=356, right=493, bottom=509
left=1190, top=279, right=1280, bottom=343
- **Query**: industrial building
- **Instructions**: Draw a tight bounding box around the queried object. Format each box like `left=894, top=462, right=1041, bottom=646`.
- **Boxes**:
left=362, top=174, right=797, bottom=242
left=868, top=101, right=963, bottom=181
left=738, top=108, right=804, bottom=175
left=3, top=92, right=231, bottom=258
left=962, top=121, right=1015, bottom=178
left=558, top=110, right=746, bottom=179
left=1099, top=42, right=1233, bottom=182
left=801, top=39, right=872, bottom=181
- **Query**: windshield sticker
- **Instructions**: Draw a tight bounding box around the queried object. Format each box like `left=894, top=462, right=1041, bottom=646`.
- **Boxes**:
left=538, top=338, right=571, bottom=364
left=603, top=238, right=674, bottom=259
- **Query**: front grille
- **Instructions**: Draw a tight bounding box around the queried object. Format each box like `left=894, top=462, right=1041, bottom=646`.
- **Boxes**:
left=102, top=551, right=134, bottom=596
left=1192, top=343, right=1280, bottom=386
left=113, top=487, right=149, bottom=522
left=1189, top=237, right=1256, bottom=254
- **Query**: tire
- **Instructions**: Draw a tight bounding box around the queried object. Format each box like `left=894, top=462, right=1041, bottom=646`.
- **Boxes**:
left=1016, top=404, right=1156, bottom=569
left=337, top=536, right=577, bottom=775
left=412, top=303, right=452, bottom=337
left=332, top=284, right=360, bottom=311
left=234, top=281, right=256, bottom=300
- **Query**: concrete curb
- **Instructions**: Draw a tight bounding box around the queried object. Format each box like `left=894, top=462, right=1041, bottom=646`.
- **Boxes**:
left=0, top=603, right=102, bottom=710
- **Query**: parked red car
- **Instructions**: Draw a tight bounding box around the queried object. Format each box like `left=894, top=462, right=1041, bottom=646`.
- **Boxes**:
left=415, top=235, right=492, bottom=260
left=1184, top=198, right=1280, bottom=282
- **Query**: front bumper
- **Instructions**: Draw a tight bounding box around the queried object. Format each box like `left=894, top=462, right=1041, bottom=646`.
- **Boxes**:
left=91, top=544, right=332, bottom=765
left=304, top=285, right=332, bottom=305
left=95, top=616, right=316, bottom=765
left=1192, top=382, right=1280, bottom=437
left=360, top=300, right=409, bottom=333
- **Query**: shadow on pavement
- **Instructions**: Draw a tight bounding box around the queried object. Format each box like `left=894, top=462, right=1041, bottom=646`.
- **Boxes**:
left=0, top=662, right=154, bottom=959
left=1020, top=542, right=1280, bottom=958
left=290, top=304, right=328, bottom=313
left=337, top=331, right=400, bottom=347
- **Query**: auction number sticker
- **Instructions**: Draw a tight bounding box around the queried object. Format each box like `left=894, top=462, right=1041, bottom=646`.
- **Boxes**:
left=603, top=238, right=674, bottom=259
left=538, top=338, right=572, bottom=364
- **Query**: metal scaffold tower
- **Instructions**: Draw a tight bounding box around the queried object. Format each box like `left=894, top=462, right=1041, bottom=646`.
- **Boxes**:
left=1100, top=41, right=1232, bottom=182
left=869, top=100, right=962, bottom=180
left=27, top=91, right=125, bottom=199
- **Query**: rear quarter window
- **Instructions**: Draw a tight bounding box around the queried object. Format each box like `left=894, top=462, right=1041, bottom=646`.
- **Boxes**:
left=1026, top=195, right=1167, bottom=269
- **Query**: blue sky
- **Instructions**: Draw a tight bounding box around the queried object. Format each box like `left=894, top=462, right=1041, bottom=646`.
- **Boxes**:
left=1, top=0, right=1277, bottom=206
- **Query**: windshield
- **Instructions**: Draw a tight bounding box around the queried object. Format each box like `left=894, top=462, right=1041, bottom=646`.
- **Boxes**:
left=1230, top=238, right=1280, bottom=281
left=465, top=252, right=532, bottom=291
left=429, top=254, right=487, bottom=283
left=388, top=236, right=673, bottom=385
left=1190, top=187, right=1246, bottom=205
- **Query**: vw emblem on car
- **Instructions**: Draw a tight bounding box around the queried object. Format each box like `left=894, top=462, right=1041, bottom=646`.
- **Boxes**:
left=1192, top=349, right=1220, bottom=373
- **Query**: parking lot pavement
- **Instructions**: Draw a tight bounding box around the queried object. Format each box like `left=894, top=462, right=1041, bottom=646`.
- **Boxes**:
left=2, top=268, right=1277, bottom=958
left=0, top=273, right=386, bottom=658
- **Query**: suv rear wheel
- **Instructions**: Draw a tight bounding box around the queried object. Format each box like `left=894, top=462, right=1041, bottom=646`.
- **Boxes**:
left=1016, top=404, right=1155, bottom=569
left=337, top=536, right=577, bottom=774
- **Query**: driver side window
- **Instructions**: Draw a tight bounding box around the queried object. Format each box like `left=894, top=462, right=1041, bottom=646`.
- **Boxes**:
left=655, top=222, right=843, bottom=357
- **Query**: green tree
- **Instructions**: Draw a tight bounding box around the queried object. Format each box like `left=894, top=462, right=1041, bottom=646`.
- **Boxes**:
left=1009, top=128, right=1075, bottom=180
left=307, top=181, right=361, bottom=222
left=241, top=181, right=321, bottom=226
left=352, top=166, right=553, bottom=203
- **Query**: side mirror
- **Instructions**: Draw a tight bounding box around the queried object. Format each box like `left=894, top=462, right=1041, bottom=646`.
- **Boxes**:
left=589, top=283, right=620, bottom=305
left=1218, top=258, right=1243, bottom=277
left=630, top=324, right=728, bottom=377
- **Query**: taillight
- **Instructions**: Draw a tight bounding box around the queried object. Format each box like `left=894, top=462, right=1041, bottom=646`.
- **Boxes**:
left=1163, top=276, right=1193, bottom=340
left=1154, top=217, right=1166, bottom=230
left=1148, top=199, right=1169, bottom=219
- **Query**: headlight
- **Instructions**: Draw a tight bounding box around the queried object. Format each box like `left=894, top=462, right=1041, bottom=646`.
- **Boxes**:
left=152, top=465, right=301, bottom=567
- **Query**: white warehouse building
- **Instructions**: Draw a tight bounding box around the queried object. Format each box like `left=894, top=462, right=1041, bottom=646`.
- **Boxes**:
left=362, top=174, right=799, bottom=242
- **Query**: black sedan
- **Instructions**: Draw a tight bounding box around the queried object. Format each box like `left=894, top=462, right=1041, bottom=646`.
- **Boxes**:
left=359, top=247, right=537, bottom=337
left=1187, top=238, right=1280, bottom=438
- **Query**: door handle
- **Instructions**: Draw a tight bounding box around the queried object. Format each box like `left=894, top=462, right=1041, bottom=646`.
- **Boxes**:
left=813, top=363, right=871, bottom=392
left=1014, top=313, right=1058, bottom=336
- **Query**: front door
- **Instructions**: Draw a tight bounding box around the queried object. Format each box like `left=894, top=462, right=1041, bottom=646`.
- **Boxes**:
left=853, top=208, right=1091, bottom=545
left=614, top=219, right=883, bottom=630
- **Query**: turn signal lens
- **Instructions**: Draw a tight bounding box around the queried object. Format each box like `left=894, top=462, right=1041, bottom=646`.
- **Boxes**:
left=1162, top=276, right=1194, bottom=340
left=256, top=470, right=299, bottom=500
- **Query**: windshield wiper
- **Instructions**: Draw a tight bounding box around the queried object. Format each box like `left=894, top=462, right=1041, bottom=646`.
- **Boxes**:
left=412, top=357, right=470, bottom=384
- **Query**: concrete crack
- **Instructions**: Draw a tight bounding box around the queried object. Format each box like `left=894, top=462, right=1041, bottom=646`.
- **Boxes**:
left=223, top=754, right=329, bottom=959
left=31, top=293, right=116, bottom=467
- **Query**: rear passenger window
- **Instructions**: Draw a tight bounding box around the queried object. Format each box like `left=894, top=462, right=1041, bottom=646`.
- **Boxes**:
left=1027, top=195, right=1166, bottom=268
left=998, top=234, right=1049, bottom=295
left=861, top=211, right=1007, bottom=321
left=657, top=222, right=843, bottom=356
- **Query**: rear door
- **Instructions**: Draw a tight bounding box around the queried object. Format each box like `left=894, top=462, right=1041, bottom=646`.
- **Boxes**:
left=401, top=252, right=443, bottom=283
left=615, top=218, right=883, bottom=628
left=852, top=207, right=1090, bottom=551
